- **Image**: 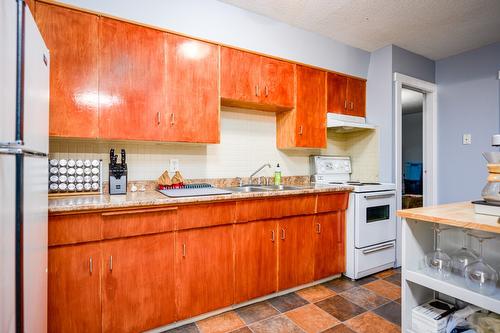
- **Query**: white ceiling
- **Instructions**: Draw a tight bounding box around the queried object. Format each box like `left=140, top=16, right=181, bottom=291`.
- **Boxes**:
left=219, top=0, right=500, bottom=60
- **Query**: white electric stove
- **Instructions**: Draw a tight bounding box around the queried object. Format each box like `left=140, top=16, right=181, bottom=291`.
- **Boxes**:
left=311, top=156, right=397, bottom=279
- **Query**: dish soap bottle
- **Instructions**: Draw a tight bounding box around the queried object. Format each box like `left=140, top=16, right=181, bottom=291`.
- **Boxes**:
left=274, top=163, right=282, bottom=186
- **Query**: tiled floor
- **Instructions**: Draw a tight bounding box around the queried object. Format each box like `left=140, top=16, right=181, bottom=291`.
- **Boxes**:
left=163, top=269, right=401, bottom=333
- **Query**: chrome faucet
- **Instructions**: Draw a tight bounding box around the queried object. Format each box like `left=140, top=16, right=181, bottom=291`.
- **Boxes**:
left=249, top=163, right=271, bottom=185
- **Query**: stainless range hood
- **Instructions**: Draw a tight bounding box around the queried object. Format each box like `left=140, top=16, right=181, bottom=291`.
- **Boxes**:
left=327, top=113, right=376, bottom=132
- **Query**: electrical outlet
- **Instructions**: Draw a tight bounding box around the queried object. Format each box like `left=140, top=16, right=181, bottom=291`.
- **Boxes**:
left=169, top=159, right=179, bottom=172
left=463, top=134, right=472, bottom=145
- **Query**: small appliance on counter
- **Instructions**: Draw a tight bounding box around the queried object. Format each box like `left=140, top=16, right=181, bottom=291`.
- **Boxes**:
left=109, top=148, right=127, bottom=195
left=473, top=134, right=500, bottom=216
left=310, top=155, right=397, bottom=279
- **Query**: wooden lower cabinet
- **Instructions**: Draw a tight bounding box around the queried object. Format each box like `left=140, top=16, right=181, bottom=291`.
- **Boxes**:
left=314, top=212, right=345, bottom=280
left=278, top=215, right=315, bottom=290
left=48, top=243, right=102, bottom=333
left=234, top=221, right=278, bottom=303
left=101, top=233, right=175, bottom=333
left=175, top=225, right=234, bottom=320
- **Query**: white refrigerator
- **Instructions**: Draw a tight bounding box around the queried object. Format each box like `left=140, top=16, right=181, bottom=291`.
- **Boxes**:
left=1, top=1, right=49, bottom=332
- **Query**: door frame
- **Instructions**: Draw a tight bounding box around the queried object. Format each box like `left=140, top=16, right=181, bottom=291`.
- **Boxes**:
left=394, top=73, right=437, bottom=267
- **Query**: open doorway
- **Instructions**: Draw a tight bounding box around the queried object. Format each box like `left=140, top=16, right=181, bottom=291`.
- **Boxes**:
left=402, top=88, right=424, bottom=208
left=394, top=73, right=437, bottom=267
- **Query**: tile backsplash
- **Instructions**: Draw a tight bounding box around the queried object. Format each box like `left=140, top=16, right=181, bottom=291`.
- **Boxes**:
left=49, top=107, right=379, bottom=182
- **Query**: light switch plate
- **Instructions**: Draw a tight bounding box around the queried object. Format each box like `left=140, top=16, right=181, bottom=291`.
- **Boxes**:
left=169, top=159, right=179, bottom=172
left=463, top=133, right=472, bottom=145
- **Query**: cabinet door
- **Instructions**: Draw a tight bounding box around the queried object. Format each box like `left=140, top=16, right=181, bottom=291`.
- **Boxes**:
left=278, top=215, right=315, bottom=290
left=314, top=212, right=345, bottom=280
left=102, top=233, right=175, bottom=333
left=295, top=65, right=327, bottom=148
left=176, top=225, right=234, bottom=319
left=234, top=221, right=277, bottom=303
left=327, top=72, right=348, bottom=114
left=48, top=243, right=101, bottom=333
left=99, top=18, right=166, bottom=141
left=35, top=3, right=99, bottom=138
left=220, top=47, right=261, bottom=105
left=165, top=34, right=219, bottom=143
left=346, top=78, right=366, bottom=117
left=260, top=57, right=294, bottom=109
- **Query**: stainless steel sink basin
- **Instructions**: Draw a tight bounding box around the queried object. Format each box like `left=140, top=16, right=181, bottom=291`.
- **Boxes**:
left=226, top=186, right=270, bottom=193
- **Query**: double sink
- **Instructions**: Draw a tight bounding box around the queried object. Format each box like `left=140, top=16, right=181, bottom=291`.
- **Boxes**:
left=227, top=184, right=304, bottom=193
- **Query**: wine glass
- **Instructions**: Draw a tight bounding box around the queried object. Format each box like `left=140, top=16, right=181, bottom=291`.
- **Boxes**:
left=424, top=224, right=452, bottom=279
left=451, top=228, right=479, bottom=276
left=465, top=231, right=498, bottom=296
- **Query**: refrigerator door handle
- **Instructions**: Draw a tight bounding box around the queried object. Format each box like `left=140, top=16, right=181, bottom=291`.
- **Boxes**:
left=0, top=147, right=47, bottom=157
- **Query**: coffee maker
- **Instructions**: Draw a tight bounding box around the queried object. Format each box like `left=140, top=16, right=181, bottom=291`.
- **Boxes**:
left=109, top=149, right=127, bottom=195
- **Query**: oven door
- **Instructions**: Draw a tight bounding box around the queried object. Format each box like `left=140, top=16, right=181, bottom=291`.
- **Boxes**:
left=354, top=190, right=396, bottom=248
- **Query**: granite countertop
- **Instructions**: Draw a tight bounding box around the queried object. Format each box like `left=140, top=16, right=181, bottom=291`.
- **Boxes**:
left=49, top=184, right=353, bottom=214
left=397, top=201, right=500, bottom=234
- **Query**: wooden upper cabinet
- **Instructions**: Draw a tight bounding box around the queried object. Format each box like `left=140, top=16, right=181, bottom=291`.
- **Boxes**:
left=48, top=243, right=101, bottom=333
left=220, top=47, right=261, bottom=106
left=164, top=34, right=219, bottom=143
left=346, top=77, right=366, bottom=117
left=278, top=215, right=315, bottom=290
left=259, top=57, right=295, bottom=109
left=220, top=47, right=294, bottom=111
left=234, top=220, right=278, bottom=303
left=294, top=65, right=327, bottom=148
left=314, top=212, right=345, bottom=280
left=327, top=72, right=366, bottom=117
left=102, top=233, right=175, bottom=333
left=98, top=18, right=166, bottom=141
left=35, top=3, right=99, bottom=138
left=175, top=225, right=234, bottom=320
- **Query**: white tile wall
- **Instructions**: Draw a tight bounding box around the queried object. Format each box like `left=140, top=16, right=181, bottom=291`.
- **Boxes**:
left=49, top=107, right=380, bottom=181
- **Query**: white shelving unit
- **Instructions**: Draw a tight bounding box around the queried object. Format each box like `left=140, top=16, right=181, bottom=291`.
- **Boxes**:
left=401, top=217, right=500, bottom=332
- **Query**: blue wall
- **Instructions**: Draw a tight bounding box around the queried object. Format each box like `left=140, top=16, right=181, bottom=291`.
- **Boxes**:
left=436, top=42, right=500, bottom=203
left=393, top=45, right=435, bottom=83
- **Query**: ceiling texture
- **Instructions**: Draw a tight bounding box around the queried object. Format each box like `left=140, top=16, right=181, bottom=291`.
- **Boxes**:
left=219, top=0, right=500, bottom=60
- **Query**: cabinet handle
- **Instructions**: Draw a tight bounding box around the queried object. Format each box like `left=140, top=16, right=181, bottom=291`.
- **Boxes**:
left=265, top=86, right=269, bottom=97
left=109, top=255, right=113, bottom=272
left=182, top=243, right=186, bottom=257
left=350, top=102, right=354, bottom=110
left=344, top=100, right=347, bottom=109
left=281, top=229, right=286, bottom=240
left=316, top=223, right=321, bottom=234
left=299, top=125, right=303, bottom=135
left=89, top=257, right=93, bottom=274
left=271, top=230, right=275, bottom=242
left=157, top=111, right=161, bottom=125
left=255, top=85, right=260, bottom=97
left=170, top=113, right=175, bottom=126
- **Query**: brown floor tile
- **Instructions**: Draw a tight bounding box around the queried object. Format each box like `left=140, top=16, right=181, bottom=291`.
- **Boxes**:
left=345, top=312, right=400, bottom=333
left=268, top=293, right=308, bottom=313
left=373, top=302, right=401, bottom=326
left=315, top=295, right=366, bottom=322
left=374, top=269, right=396, bottom=279
left=384, top=273, right=401, bottom=286
left=296, top=285, right=336, bottom=303
left=228, top=328, right=252, bottom=333
left=363, top=280, right=401, bottom=300
left=321, top=324, right=356, bottom=333
left=354, top=275, right=379, bottom=285
left=163, top=323, right=199, bottom=333
left=286, top=304, right=339, bottom=333
left=197, top=311, right=245, bottom=333
left=322, top=277, right=358, bottom=293
left=235, top=301, right=279, bottom=325
left=249, top=315, right=304, bottom=333
left=341, top=287, right=390, bottom=310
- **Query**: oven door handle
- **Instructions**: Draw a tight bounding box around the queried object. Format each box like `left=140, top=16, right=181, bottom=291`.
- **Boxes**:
left=363, top=193, right=395, bottom=200
left=362, top=243, right=395, bottom=254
